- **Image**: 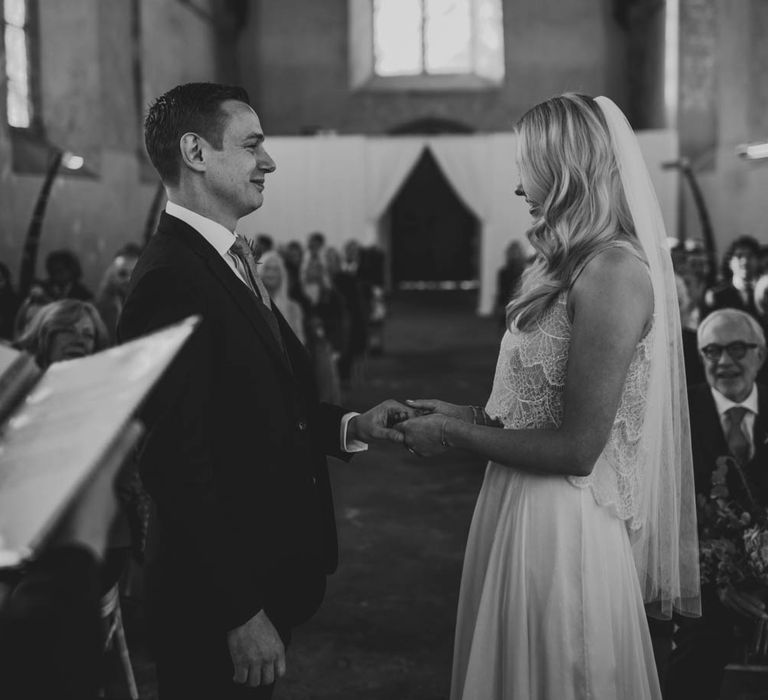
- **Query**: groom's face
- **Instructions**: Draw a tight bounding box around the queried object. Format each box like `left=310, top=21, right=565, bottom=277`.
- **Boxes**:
left=204, top=100, right=276, bottom=219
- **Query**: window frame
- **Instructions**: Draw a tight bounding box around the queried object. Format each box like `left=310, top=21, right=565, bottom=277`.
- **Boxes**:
left=349, top=0, right=505, bottom=92
left=3, top=0, right=43, bottom=135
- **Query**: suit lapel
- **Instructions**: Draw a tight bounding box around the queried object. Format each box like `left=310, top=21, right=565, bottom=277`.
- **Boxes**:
left=158, top=214, right=293, bottom=375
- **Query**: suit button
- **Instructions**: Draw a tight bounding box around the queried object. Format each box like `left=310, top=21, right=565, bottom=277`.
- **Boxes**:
left=298, top=420, right=307, bottom=432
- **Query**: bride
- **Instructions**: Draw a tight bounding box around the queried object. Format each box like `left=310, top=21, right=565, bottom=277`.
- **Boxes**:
left=397, top=94, right=701, bottom=700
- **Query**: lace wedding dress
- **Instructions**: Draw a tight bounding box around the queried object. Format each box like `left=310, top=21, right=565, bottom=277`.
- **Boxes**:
left=450, top=293, right=662, bottom=700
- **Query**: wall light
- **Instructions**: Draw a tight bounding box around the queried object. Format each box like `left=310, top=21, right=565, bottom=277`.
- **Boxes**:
left=61, top=151, right=85, bottom=170
left=736, top=142, right=768, bottom=160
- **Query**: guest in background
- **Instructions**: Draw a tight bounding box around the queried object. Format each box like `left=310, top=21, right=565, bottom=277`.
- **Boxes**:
left=0, top=262, right=20, bottom=341
left=307, top=231, right=326, bottom=262
left=332, top=243, right=369, bottom=386
left=255, top=233, right=274, bottom=259
left=756, top=273, right=768, bottom=329
left=755, top=273, right=768, bottom=385
left=95, top=244, right=142, bottom=344
left=493, top=240, right=526, bottom=329
left=676, top=274, right=705, bottom=385
left=43, top=249, right=93, bottom=301
left=666, top=308, right=767, bottom=700
left=300, top=256, right=346, bottom=403
left=12, top=282, right=52, bottom=341
left=283, top=239, right=306, bottom=306
left=15, top=299, right=109, bottom=369
left=359, top=244, right=386, bottom=356
left=683, top=240, right=713, bottom=326
left=703, top=236, right=761, bottom=320
left=758, top=244, right=768, bottom=276
left=300, top=257, right=347, bottom=358
left=259, top=250, right=305, bottom=345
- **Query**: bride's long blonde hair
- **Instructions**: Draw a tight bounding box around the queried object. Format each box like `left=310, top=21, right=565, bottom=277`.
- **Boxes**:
left=506, top=93, right=643, bottom=331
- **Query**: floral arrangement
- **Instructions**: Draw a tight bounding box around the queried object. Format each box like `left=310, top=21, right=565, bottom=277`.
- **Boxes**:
left=698, top=456, right=768, bottom=594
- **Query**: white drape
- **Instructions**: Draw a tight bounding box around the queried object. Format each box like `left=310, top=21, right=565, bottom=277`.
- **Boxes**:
left=238, top=132, right=678, bottom=315
left=363, top=138, right=426, bottom=243
left=239, top=136, right=367, bottom=244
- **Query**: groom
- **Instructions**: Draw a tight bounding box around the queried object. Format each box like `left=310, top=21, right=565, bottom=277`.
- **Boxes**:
left=118, top=82, right=410, bottom=699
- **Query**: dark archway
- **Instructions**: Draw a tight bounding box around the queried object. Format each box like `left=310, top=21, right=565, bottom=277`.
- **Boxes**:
left=387, top=148, right=479, bottom=289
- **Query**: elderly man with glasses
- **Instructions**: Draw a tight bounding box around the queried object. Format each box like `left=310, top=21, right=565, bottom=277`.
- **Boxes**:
left=666, top=308, right=767, bottom=699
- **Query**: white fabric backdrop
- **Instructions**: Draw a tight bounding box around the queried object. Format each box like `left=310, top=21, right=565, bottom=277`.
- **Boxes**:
left=239, top=131, right=678, bottom=315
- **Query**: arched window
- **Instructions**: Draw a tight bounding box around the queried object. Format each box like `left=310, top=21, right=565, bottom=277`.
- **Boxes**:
left=350, top=0, right=504, bottom=91
left=3, top=0, right=34, bottom=128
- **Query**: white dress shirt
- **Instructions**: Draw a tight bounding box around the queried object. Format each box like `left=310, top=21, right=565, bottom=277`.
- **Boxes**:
left=164, top=201, right=366, bottom=453
left=711, top=384, right=759, bottom=460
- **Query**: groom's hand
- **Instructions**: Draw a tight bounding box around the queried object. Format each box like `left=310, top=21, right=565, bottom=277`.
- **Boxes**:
left=349, top=400, right=420, bottom=444
left=228, top=609, right=286, bottom=687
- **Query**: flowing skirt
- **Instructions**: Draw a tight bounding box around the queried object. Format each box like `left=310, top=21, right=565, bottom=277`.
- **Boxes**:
left=451, top=463, right=661, bottom=700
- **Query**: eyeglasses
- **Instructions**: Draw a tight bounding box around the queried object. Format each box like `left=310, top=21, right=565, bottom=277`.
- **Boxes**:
left=700, top=342, right=759, bottom=361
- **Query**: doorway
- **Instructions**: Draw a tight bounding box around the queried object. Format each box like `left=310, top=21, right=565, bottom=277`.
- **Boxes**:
left=387, top=148, right=479, bottom=290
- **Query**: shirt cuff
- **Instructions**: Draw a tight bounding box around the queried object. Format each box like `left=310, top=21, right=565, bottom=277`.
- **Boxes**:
left=341, top=412, right=368, bottom=453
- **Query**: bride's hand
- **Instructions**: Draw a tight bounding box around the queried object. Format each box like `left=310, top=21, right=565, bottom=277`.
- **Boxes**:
left=396, top=413, right=456, bottom=458
left=405, top=399, right=473, bottom=423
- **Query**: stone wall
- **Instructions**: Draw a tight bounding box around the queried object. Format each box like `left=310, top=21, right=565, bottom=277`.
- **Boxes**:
left=239, top=0, right=642, bottom=135
left=0, top=0, right=240, bottom=291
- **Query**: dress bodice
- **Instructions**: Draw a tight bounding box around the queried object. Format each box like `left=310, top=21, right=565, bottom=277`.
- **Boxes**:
left=485, top=293, right=654, bottom=526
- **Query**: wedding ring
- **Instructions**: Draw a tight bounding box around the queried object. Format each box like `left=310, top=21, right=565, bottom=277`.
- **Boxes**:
left=407, top=446, right=416, bottom=455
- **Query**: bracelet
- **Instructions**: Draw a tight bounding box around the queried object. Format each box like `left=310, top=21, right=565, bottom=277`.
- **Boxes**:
left=440, top=418, right=450, bottom=448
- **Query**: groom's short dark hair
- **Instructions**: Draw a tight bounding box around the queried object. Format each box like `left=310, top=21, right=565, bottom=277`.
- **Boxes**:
left=144, top=82, right=251, bottom=186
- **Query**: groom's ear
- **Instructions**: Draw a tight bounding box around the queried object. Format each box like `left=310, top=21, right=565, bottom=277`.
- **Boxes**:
left=179, top=132, right=207, bottom=174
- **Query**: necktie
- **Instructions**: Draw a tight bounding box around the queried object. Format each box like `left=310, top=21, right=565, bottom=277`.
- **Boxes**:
left=229, top=236, right=272, bottom=309
left=725, top=406, right=751, bottom=466
left=229, top=236, right=287, bottom=356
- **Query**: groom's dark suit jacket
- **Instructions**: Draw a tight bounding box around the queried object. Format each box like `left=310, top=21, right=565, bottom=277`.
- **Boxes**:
left=118, top=213, right=349, bottom=634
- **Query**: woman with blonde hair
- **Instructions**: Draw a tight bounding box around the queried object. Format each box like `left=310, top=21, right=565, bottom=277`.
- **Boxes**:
left=259, top=250, right=305, bottom=345
left=15, top=298, right=110, bottom=369
left=398, top=94, right=700, bottom=699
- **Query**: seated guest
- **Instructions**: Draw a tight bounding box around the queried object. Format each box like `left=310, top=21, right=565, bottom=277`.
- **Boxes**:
left=15, top=299, right=109, bottom=368
left=42, top=249, right=93, bottom=301
left=259, top=250, right=305, bottom=345
left=95, top=244, right=141, bottom=343
left=703, top=235, right=761, bottom=320
left=666, top=308, right=767, bottom=700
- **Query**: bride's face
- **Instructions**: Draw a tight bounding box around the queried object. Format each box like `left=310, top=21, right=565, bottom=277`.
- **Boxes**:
left=514, top=165, right=542, bottom=219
